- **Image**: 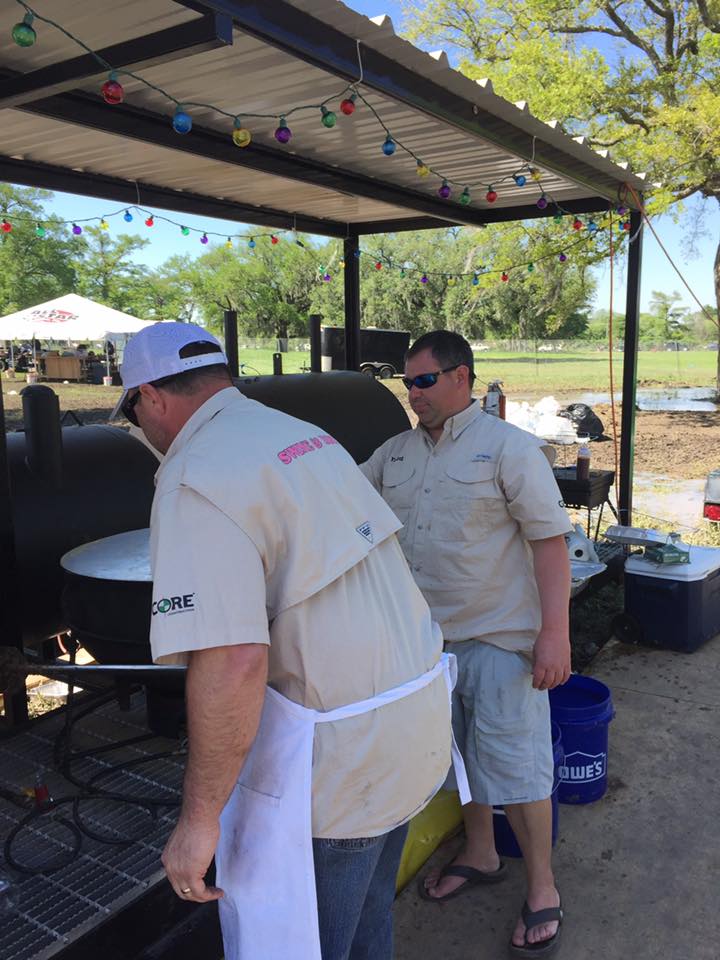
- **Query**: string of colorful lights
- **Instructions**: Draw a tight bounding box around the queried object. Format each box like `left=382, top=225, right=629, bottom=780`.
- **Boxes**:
left=10, top=1, right=636, bottom=216
left=6, top=1, right=636, bottom=284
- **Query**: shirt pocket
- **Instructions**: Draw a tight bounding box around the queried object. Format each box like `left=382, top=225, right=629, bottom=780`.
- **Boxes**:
left=430, top=462, right=501, bottom=543
left=381, top=461, right=416, bottom=543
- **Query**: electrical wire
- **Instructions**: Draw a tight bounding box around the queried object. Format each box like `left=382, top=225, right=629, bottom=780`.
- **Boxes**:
left=607, top=209, right=620, bottom=512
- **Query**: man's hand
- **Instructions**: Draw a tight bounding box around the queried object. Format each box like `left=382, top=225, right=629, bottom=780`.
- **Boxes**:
left=162, top=814, right=223, bottom=902
left=532, top=628, right=571, bottom=691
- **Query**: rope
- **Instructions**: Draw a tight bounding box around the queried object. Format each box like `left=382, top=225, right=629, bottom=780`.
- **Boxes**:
left=625, top=183, right=719, bottom=331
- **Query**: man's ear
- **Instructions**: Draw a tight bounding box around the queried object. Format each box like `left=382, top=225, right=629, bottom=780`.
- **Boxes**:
left=139, top=382, right=168, bottom=416
left=457, top=364, right=472, bottom=389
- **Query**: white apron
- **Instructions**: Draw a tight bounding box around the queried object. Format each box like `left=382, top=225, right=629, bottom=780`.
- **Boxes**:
left=215, top=652, right=469, bottom=960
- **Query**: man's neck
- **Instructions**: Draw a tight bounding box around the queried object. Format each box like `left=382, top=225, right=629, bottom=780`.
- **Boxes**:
left=425, top=397, right=474, bottom=444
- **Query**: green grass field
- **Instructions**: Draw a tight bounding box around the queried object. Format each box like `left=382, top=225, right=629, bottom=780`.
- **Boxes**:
left=234, top=346, right=717, bottom=393
left=467, top=348, right=717, bottom=393
left=2, top=348, right=716, bottom=431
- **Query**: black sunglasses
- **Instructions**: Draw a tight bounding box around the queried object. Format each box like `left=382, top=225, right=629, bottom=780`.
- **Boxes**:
left=121, top=389, right=142, bottom=426
left=402, top=364, right=461, bottom=391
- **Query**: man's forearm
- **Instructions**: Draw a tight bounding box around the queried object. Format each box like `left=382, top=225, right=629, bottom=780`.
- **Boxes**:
left=182, top=643, right=268, bottom=822
left=530, top=535, right=570, bottom=635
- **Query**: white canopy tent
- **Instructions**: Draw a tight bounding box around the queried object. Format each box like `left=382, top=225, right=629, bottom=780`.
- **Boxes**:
left=0, top=294, right=153, bottom=342
left=0, top=294, right=155, bottom=378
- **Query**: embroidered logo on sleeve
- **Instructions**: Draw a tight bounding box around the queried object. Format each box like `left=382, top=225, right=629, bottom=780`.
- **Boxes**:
left=356, top=521, right=374, bottom=544
left=277, top=434, right=338, bottom=464
left=152, top=594, right=195, bottom=616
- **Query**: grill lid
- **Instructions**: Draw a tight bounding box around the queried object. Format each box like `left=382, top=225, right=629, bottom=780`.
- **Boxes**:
left=61, top=528, right=151, bottom=583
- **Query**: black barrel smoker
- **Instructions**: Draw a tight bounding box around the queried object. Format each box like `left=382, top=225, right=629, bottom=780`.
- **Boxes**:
left=5, top=373, right=409, bottom=662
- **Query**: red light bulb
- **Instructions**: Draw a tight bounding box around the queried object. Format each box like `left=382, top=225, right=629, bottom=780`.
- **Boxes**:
left=101, top=79, right=124, bottom=105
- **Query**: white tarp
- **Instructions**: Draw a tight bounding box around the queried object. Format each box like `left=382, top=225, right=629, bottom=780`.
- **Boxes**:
left=0, top=294, right=154, bottom=341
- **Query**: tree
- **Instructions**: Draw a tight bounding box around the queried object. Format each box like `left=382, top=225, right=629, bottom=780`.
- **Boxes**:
left=310, top=226, right=596, bottom=339
left=132, top=255, right=198, bottom=323
left=403, top=0, right=720, bottom=387
left=70, top=225, right=150, bottom=314
left=0, top=185, right=77, bottom=314
left=189, top=236, right=321, bottom=338
left=648, top=289, right=689, bottom=340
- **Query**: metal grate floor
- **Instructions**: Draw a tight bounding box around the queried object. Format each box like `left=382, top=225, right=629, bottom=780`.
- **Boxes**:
left=0, top=692, right=185, bottom=960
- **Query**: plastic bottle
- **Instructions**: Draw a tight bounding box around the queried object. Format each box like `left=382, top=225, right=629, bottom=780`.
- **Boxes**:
left=484, top=380, right=506, bottom=419
left=33, top=770, right=51, bottom=809
left=576, top=438, right=591, bottom=482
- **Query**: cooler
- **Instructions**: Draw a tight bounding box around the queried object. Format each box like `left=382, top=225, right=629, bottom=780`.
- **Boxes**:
left=623, top=546, right=720, bottom=652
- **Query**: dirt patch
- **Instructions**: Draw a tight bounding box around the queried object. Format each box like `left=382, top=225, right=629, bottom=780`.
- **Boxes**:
left=383, top=382, right=720, bottom=483
left=581, top=404, right=720, bottom=481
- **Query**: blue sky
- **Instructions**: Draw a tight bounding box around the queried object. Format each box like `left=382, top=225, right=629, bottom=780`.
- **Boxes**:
left=19, top=0, right=719, bottom=317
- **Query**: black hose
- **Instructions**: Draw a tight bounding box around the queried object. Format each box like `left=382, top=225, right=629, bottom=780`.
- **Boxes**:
left=3, top=647, right=185, bottom=875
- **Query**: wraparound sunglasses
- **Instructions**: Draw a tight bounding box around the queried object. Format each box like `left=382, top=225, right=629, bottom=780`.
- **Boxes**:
left=401, top=364, right=461, bottom=390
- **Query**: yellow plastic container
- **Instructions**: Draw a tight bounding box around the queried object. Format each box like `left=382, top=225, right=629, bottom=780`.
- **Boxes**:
left=396, top=790, right=463, bottom=892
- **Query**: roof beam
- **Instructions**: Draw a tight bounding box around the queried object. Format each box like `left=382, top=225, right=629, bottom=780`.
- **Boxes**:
left=0, top=14, right=233, bottom=110
left=178, top=0, right=633, bottom=205
left=355, top=198, right=613, bottom=234
left=16, top=92, right=503, bottom=228
left=0, top=155, right=349, bottom=237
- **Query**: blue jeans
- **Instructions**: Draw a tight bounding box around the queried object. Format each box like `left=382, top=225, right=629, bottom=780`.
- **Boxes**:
left=313, top=822, right=409, bottom=960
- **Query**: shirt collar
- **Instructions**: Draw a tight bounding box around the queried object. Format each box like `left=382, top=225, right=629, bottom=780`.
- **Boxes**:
left=419, top=398, right=483, bottom=445
left=447, top=398, right=483, bottom=440
left=155, top=386, right=242, bottom=481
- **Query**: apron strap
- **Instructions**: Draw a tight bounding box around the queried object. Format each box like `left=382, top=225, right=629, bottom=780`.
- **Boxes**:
left=313, top=653, right=449, bottom=724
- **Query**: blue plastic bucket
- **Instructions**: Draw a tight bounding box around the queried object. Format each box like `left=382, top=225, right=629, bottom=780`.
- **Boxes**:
left=493, top=722, right=564, bottom=858
left=549, top=674, right=615, bottom=804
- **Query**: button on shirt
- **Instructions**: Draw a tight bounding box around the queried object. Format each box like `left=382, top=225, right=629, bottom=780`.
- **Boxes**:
left=361, top=401, right=572, bottom=654
left=149, top=389, right=451, bottom=839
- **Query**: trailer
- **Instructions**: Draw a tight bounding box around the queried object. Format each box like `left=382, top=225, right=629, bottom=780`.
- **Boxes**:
left=320, top=327, right=410, bottom=379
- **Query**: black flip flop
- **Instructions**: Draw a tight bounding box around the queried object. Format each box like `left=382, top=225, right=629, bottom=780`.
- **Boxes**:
left=418, top=860, right=507, bottom=902
left=509, top=900, right=563, bottom=957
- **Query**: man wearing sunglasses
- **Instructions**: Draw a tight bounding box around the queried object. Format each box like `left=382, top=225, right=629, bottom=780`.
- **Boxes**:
left=112, top=322, right=458, bottom=960
left=361, top=330, right=572, bottom=957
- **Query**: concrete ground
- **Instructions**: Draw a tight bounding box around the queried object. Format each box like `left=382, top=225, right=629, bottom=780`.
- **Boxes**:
left=394, top=633, right=720, bottom=960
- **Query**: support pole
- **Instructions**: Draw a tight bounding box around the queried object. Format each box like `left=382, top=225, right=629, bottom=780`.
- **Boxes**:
left=223, top=309, right=239, bottom=377
left=619, top=209, right=644, bottom=525
left=309, top=314, right=322, bottom=373
left=343, top=233, right=361, bottom=371
left=0, top=377, right=28, bottom=724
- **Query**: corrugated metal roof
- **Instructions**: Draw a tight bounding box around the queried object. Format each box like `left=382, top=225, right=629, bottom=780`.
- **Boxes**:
left=0, top=0, right=646, bottom=233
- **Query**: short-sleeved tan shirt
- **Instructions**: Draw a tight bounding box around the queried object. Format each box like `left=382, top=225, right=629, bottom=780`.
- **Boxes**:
left=149, top=392, right=451, bottom=839
left=361, top=400, right=572, bottom=654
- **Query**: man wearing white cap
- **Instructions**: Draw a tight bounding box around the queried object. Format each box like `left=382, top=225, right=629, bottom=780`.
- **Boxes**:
left=115, top=322, right=468, bottom=960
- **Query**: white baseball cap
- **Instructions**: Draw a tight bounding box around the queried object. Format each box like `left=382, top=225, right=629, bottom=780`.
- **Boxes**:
left=111, top=322, right=228, bottom=420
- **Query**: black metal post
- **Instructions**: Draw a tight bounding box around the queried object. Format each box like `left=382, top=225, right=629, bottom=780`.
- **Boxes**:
left=272, top=353, right=283, bottom=376
left=309, top=314, right=322, bottom=373
left=223, top=309, right=239, bottom=377
left=0, top=378, right=28, bottom=724
left=343, top=234, right=361, bottom=372
left=619, top=209, right=644, bottom=525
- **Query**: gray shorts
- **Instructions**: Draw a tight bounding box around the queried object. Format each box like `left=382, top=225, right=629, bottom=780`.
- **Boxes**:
left=445, top=640, right=553, bottom=806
